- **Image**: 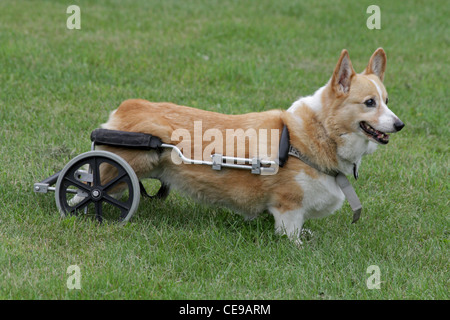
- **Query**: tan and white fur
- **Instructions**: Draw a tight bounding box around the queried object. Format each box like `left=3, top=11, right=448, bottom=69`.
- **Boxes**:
left=93, top=48, right=404, bottom=244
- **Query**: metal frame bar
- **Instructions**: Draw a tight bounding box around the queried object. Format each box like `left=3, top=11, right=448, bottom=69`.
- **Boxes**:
left=161, top=143, right=278, bottom=175
left=34, top=140, right=279, bottom=194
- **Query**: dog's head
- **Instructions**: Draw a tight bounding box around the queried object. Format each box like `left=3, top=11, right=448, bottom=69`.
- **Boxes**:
left=324, top=48, right=404, bottom=145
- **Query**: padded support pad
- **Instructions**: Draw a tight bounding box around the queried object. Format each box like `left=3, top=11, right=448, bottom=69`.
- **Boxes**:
left=90, top=129, right=163, bottom=150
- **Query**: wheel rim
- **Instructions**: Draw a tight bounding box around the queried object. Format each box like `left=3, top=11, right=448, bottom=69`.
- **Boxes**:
left=55, top=151, right=140, bottom=223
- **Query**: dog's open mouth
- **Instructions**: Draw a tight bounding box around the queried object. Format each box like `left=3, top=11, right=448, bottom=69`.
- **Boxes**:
left=359, top=122, right=389, bottom=144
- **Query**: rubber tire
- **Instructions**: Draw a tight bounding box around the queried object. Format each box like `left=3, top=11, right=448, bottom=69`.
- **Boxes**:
left=55, top=150, right=140, bottom=223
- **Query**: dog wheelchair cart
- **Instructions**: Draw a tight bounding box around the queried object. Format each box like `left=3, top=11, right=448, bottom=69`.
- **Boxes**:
left=34, top=129, right=278, bottom=223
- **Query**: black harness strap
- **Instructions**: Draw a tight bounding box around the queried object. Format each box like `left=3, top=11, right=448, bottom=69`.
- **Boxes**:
left=278, top=125, right=290, bottom=167
left=278, top=125, right=338, bottom=176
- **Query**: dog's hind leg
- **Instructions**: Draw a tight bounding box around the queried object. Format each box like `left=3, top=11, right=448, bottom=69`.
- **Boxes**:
left=139, top=180, right=170, bottom=200
left=155, top=182, right=170, bottom=199
left=95, top=147, right=161, bottom=199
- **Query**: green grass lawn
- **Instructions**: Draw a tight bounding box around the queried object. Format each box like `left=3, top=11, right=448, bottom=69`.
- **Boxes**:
left=0, top=0, right=448, bottom=299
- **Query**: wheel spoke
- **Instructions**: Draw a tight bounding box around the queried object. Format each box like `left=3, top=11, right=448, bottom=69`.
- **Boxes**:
left=91, top=157, right=101, bottom=186
left=64, top=176, right=91, bottom=192
left=68, top=196, right=91, bottom=214
left=119, top=208, right=129, bottom=221
left=103, top=194, right=131, bottom=211
left=95, top=201, right=103, bottom=223
left=103, top=171, right=128, bottom=192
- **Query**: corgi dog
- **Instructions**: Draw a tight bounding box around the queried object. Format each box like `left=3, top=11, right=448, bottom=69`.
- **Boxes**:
left=98, top=48, right=404, bottom=243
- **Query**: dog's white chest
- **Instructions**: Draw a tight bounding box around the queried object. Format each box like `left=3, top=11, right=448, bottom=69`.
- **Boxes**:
left=295, top=171, right=346, bottom=219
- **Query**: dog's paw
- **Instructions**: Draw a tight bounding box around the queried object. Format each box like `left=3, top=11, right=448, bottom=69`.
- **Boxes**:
left=301, top=228, right=313, bottom=238
left=293, top=238, right=303, bottom=247
left=68, top=194, right=85, bottom=207
left=299, top=228, right=314, bottom=243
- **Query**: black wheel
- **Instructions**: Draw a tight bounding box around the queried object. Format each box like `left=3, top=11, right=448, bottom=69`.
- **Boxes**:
left=55, top=151, right=140, bottom=223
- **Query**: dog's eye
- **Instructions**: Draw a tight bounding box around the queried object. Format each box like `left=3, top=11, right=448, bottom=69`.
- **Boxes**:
left=364, top=99, right=376, bottom=107
left=385, top=97, right=389, bottom=105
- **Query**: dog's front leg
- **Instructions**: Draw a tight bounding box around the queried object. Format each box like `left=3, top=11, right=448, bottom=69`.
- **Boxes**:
left=270, top=207, right=306, bottom=245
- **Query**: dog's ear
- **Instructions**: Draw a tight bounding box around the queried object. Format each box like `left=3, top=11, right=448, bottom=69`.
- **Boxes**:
left=364, top=48, right=387, bottom=81
left=331, top=49, right=356, bottom=96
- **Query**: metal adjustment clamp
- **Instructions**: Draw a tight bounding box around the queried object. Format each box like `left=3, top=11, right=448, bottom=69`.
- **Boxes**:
left=212, top=154, right=223, bottom=171
left=251, top=158, right=261, bottom=174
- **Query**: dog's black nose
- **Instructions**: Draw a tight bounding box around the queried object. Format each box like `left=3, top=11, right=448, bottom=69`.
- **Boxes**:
left=394, top=120, right=405, bottom=132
